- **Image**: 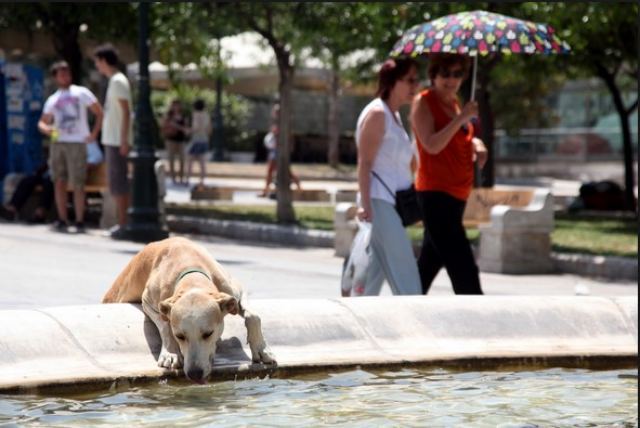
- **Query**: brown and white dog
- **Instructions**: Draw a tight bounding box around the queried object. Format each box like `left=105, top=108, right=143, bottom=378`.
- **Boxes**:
left=102, top=237, right=276, bottom=383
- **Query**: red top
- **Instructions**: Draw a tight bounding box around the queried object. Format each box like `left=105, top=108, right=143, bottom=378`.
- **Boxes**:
left=414, top=89, right=474, bottom=201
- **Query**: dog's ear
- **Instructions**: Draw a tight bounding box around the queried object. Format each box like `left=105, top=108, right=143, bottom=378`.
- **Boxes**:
left=159, top=298, right=173, bottom=322
left=217, top=293, right=238, bottom=315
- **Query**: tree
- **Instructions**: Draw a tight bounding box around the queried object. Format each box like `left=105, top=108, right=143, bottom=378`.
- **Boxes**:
left=299, top=3, right=394, bottom=168
left=0, top=3, right=136, bottom=83
left=216, top=3, right=314, bottom=224
left=541, top=2, right=638, bottom=211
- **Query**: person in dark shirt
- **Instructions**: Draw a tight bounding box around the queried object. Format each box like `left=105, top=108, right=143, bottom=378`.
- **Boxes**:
left=0, top=162, right=54, bottom=223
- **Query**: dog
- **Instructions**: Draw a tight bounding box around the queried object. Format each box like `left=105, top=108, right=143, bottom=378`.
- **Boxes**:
left=102, top=236, right=276, bottom=383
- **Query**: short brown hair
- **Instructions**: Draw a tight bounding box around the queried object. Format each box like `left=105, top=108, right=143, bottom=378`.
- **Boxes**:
left=427, top=54, right=471, bottom=81
left=375, top=58, right=418, bottom=100
left=49, top=60, right=69, bottom=77
left=93, top=43, right=120, bottom=66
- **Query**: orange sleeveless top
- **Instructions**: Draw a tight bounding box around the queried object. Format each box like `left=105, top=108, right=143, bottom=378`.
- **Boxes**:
left=414, top=89, right=474, bottom=201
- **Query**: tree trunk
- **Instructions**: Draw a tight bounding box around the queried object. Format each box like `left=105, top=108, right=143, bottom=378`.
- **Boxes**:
left=596, top=63, right=637, bottom=211
left=327, top=68, right=341, bottom=168
left=275, top=60, right=296, bottom=223
left=52, top=26, right=83, bottom=84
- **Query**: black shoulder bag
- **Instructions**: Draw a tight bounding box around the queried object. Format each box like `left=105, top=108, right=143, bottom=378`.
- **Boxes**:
left=371, top=171, right=421, bottom=226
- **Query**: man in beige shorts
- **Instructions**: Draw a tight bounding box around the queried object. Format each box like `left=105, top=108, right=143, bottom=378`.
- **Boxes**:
left=38, top=61, right=103, bottom=232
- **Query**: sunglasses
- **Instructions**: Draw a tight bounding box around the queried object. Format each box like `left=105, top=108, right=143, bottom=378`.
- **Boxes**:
left=438, top=69, right=465, bottom=79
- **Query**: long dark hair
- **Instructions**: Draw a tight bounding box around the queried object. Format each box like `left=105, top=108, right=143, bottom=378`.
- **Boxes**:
left=375, top=58, right=418, bottom=100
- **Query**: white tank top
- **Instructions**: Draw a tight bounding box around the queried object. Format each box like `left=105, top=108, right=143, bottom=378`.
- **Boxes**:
left=355, top=98, right=414, bottom=205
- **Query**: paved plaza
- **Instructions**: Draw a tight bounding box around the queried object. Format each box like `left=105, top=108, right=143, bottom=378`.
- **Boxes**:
left=0, top=221, right=635, bottom=311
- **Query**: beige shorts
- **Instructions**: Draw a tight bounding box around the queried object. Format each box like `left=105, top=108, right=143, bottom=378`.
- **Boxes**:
left=49, top=142, right=87, bottom=189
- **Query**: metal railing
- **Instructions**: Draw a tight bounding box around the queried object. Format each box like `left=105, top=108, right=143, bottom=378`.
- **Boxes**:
left=494, top=128, right=638, bottom=162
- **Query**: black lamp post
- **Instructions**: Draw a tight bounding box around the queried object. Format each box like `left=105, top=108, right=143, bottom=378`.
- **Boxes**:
left=119, top=1, right=168, bottom=242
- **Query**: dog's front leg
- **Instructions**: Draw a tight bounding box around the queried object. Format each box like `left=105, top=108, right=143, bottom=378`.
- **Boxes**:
left=143, top=301, right=183, bottom=370
left=238, top=304, right=276, bottom=365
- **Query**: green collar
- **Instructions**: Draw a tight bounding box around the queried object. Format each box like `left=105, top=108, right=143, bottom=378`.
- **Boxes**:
left=174, top=268, right=212, bottom=287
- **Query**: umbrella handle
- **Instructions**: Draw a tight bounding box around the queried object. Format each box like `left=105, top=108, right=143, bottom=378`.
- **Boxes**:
left=470, top=55, right=478, bottom=102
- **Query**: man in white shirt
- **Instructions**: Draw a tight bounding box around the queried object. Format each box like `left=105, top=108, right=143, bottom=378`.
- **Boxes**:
left=37, top=61, right=103, bottom=233
left=93, top=43, right=133, bottom=239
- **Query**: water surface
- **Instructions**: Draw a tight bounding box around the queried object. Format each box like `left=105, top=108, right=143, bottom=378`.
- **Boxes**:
left=0, top=367, right=637, bottom=427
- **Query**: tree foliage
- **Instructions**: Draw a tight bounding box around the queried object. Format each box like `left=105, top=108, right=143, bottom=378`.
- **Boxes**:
left=0, top=3, right=136, bottom=83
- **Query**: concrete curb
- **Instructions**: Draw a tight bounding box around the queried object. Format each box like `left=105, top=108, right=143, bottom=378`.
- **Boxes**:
left=0, top=296, right=636, bottom=393
left=168, top=215, right=637, bottom=280
left=167, top=215, right=334, bottom=248
left=552, top=252, right=638, bottom=281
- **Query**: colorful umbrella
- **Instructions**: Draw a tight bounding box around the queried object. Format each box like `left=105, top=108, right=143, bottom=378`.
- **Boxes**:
left=390, top=10, right=571, bottom=99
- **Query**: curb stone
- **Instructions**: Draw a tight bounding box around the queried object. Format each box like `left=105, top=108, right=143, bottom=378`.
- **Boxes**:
left=0, top=297, right=636, bottom=393
left=167, top=215, right=637, bottom=281
left=167, top=215, right=334, bottom=247
left=552, top=252, right=637, bottom=281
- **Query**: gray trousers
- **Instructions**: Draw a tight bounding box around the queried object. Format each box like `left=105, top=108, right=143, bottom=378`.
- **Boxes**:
left=363, top=198, right=422, bottom=296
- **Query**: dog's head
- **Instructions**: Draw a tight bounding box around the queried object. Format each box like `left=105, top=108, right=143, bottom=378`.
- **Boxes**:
left=159, top=288, right=238, bottom=384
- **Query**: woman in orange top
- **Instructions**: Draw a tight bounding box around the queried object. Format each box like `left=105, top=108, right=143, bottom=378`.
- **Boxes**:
left=410, top=53, right=488, bottom=295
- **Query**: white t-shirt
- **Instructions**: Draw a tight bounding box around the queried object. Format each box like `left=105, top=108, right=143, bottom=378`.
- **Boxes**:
left=263, top=132, right=276, bottom=151
left=43, top=85, right=97, bottom=143
left=102, top=72, right=133, bottom=147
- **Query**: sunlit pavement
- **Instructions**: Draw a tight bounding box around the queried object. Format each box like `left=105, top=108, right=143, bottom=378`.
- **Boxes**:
left=0, top=222, right=635, bottom=311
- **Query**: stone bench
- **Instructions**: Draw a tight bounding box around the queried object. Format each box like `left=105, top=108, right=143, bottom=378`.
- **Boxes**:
left=477, top=188, right=554, bottom=274
left=191, top=185, right=237, bottom=201
left=191, top=186, right=331, bottom=202
left=2, top=163, right=116, bottom=227
left=334, top=187, right=554, bottom=274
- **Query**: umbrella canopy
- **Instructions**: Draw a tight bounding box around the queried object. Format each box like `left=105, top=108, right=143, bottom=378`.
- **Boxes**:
left=390, top=10, right=571, bottom=58
left=390, top=10, right=570, bottom=100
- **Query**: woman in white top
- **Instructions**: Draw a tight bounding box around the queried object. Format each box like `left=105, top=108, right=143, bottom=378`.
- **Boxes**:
left=187, top=99, right=212, bottom=188
left=354, top=58, right=421, bottom=296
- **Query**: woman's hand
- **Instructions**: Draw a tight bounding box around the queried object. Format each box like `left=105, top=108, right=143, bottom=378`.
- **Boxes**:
left=459, top=101, right=479, bottom=123
left=472, top=137, right=488, bottom=168
left=357, top=206, right=372, bottom=222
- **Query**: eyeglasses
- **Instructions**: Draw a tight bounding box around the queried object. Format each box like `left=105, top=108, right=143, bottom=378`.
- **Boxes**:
left=438, top=69, right=464, bottom=79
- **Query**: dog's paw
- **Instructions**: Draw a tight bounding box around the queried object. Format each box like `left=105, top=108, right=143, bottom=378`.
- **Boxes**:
left=158, top=349, right=183, bottom=369
left=253, top=346, right=277, bottom=365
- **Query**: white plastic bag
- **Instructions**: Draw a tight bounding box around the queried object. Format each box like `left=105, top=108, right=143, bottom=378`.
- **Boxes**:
left=86, top=141, right=104, bottom=165
left=341, top=220, right=372, bottom=297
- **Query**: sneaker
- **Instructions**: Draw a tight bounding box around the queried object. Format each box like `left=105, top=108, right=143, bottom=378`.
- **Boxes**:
left=74, top=222, right=86, bottom=233
left=109, top=225, right=127, bottom=240
left=51, top=220, right=68, bottom=232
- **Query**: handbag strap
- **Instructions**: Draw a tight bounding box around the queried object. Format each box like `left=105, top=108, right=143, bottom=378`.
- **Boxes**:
left=371, top=170, right=395, bottom=199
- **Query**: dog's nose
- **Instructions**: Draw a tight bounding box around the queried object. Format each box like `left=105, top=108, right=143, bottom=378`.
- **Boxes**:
left=186, top=367, right=205, bottom=383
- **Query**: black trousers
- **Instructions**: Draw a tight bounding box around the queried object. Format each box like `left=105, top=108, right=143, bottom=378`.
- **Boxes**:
left=10, top=175, right=54, bottom=212
left=417, top=190, right=483, bottom=295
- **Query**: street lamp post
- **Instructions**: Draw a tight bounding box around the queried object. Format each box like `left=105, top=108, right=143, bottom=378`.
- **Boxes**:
left=120, top=2, right=168, bottom=242
left=212, top=73, right=225, bottom=161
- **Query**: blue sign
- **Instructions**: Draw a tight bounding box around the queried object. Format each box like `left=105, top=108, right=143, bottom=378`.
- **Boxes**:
left=0, top=62, right=44, bottom=200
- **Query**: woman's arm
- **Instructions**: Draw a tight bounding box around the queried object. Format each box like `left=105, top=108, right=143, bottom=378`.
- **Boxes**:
left=410, top=95, right=478, bottom=154
left=357, top=108, right=385, bottom=222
